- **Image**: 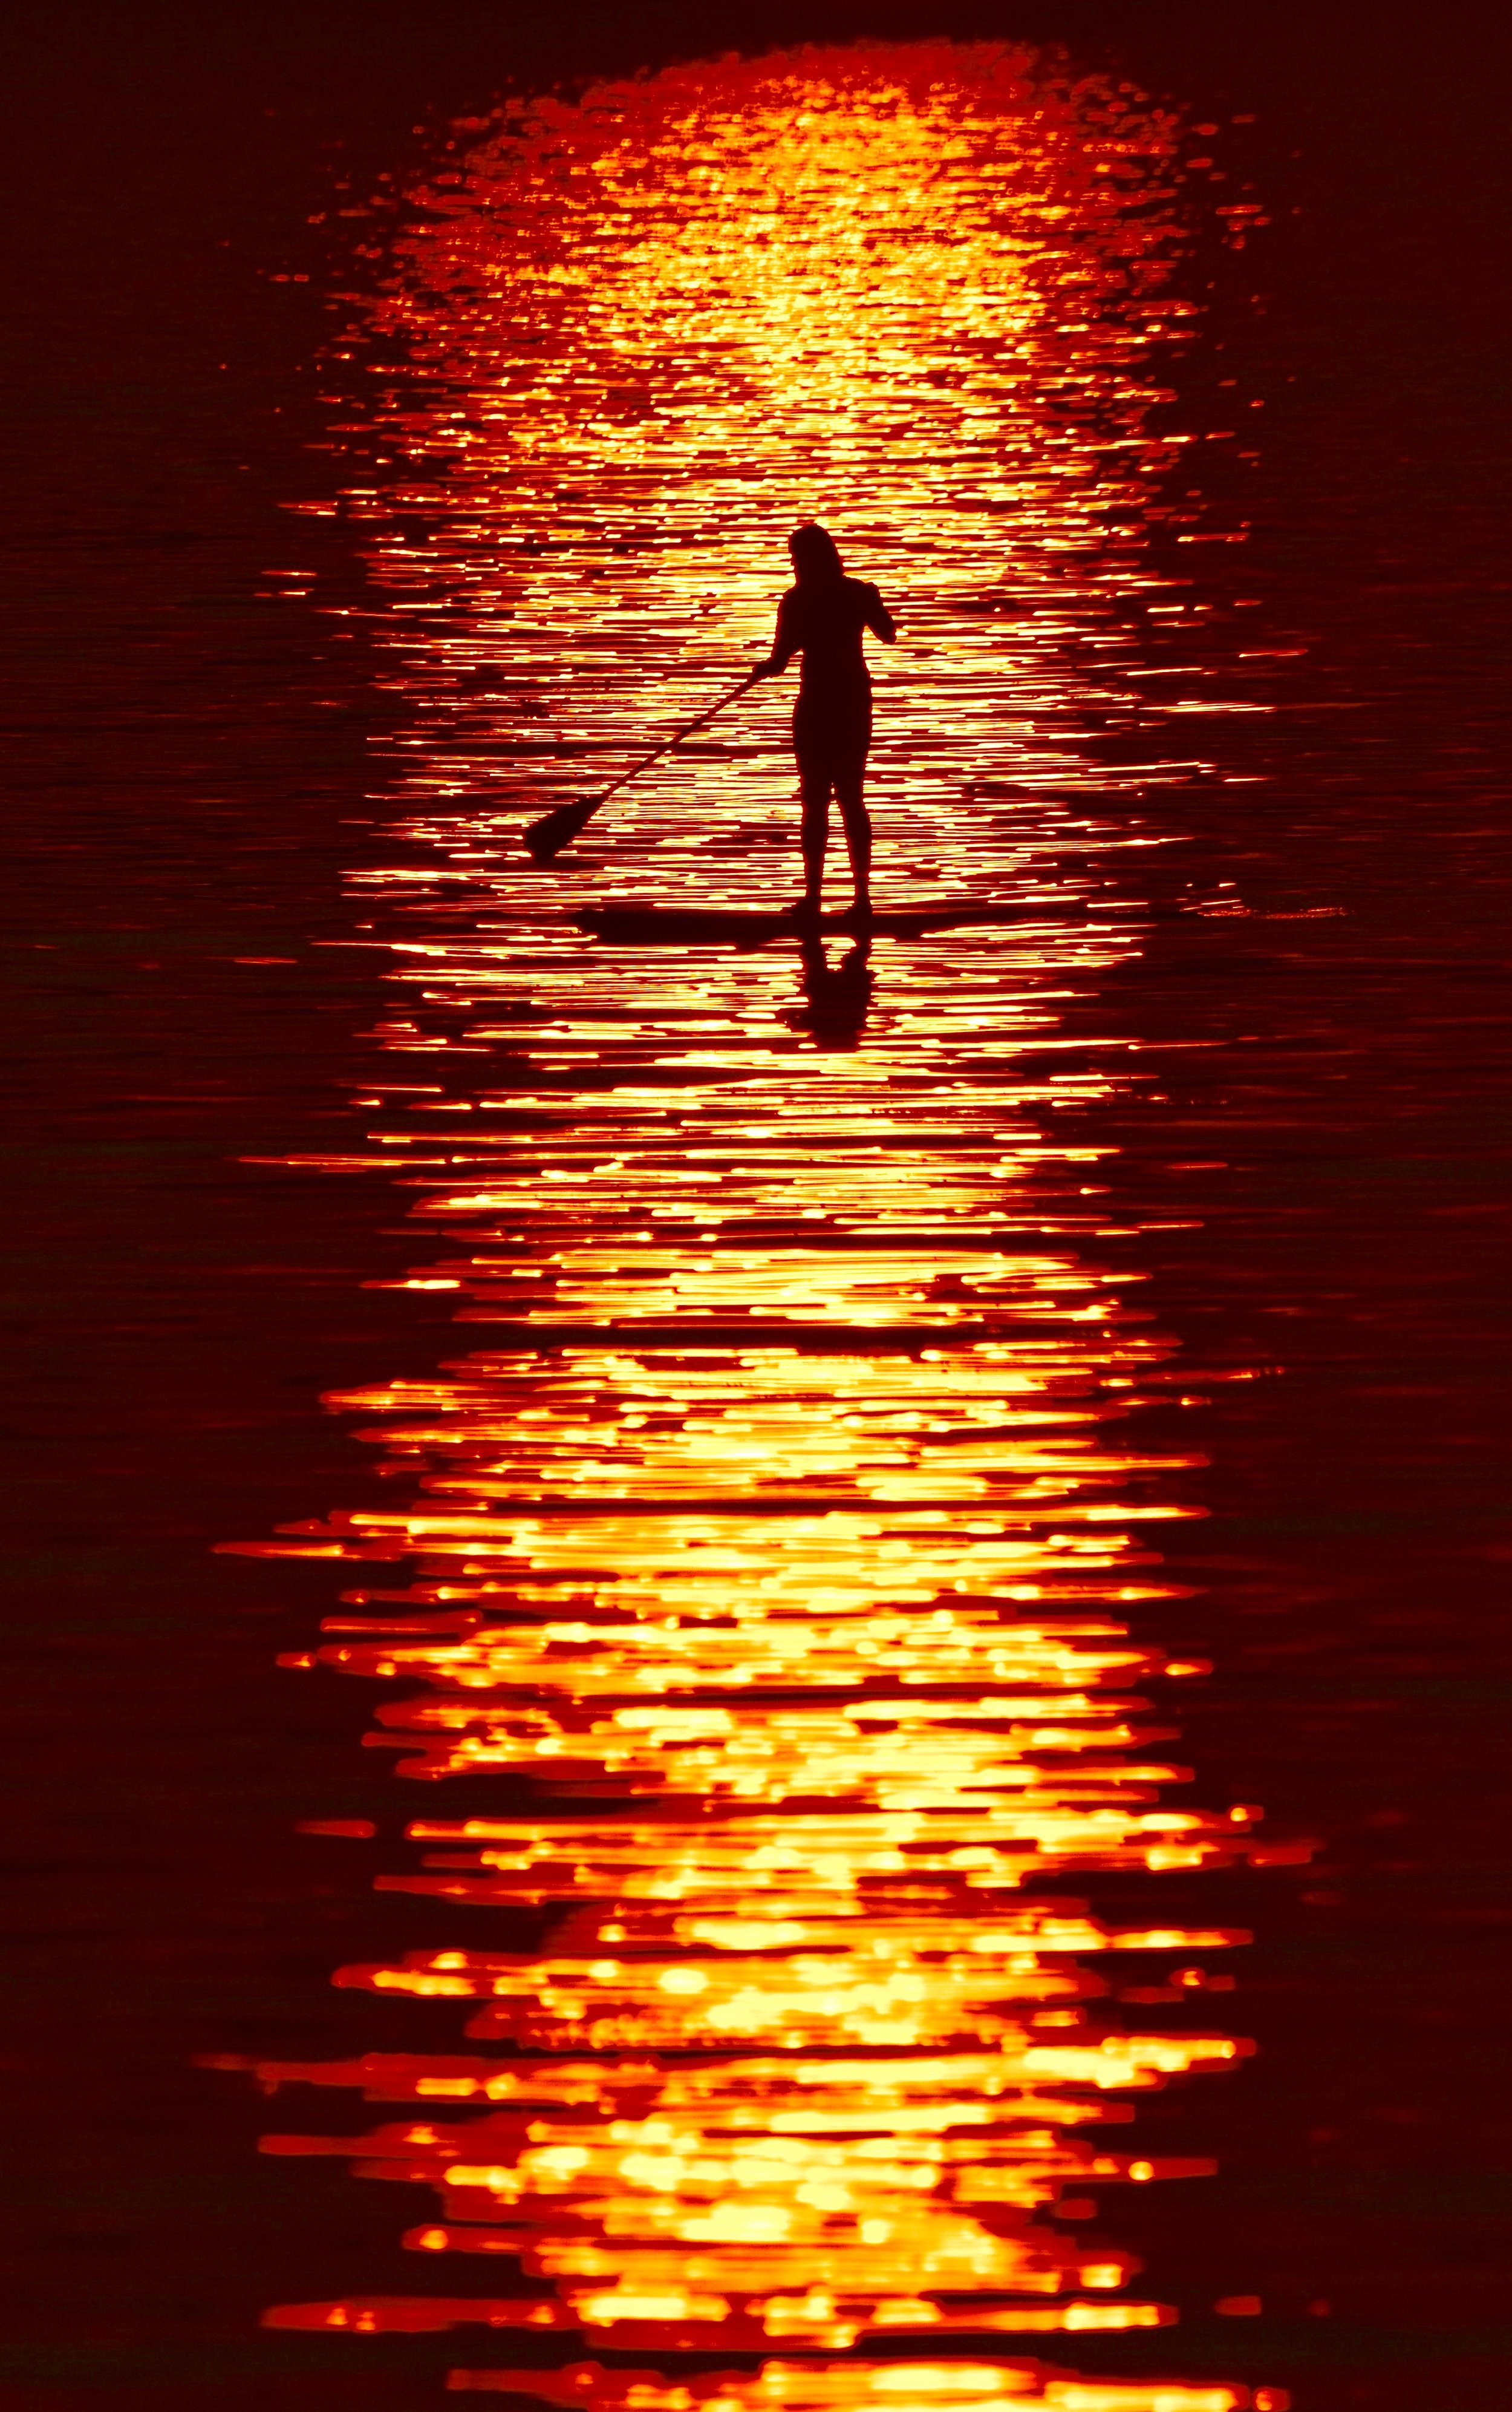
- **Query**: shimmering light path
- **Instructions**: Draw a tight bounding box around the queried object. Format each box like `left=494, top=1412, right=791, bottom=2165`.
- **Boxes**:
left=224, top=45, right=1291, bottom=2412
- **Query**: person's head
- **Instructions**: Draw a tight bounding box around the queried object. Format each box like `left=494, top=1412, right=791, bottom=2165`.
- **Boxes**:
left=789, top=521, right=845, bottom=586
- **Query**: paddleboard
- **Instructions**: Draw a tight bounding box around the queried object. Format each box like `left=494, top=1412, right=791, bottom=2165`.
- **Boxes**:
left=576, top=901, right=1047, bottom=947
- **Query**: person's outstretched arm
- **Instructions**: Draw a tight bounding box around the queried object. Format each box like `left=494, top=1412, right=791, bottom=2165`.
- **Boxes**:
left=754, top=590, right=800, bottom=678
left=862, top=583, right=898, bottom=644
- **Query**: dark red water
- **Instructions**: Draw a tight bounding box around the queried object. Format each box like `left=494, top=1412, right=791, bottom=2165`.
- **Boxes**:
left=4, top=7, right=1510, bottom=2410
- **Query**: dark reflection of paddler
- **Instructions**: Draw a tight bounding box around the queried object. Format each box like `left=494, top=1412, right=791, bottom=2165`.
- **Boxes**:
left=755, top=521, right=896, bottom=926
left=781, top=933, right=875, bottom=1051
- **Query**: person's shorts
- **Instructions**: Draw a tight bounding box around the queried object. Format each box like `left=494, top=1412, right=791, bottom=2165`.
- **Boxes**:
left=794, top=691, right=872, bottom=786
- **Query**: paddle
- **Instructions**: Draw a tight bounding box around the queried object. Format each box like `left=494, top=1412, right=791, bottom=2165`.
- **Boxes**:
left=521, top=668, right=764, bottom=864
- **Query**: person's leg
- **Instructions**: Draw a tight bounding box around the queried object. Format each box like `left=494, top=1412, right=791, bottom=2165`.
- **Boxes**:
left=835, top=769, right=873, bottom=915
left=799, top=757, right=830, bottom=918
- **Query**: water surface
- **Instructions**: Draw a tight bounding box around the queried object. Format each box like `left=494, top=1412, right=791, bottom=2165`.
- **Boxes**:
left=225, top=48, right=1301, bottom=2410
left=5, top=18, right=1509, bottom=2412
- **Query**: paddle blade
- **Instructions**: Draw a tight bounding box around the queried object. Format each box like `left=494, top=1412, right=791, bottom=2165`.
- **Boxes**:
left=521, top=793, right=602, bottom=864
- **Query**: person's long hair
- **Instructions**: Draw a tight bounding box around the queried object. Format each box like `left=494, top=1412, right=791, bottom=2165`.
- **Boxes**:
left=789, top=521, right=845, bottom=586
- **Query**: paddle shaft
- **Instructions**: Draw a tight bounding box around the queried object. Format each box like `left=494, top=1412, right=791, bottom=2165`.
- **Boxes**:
left=593, top=667, right=763, bottom=808
left=520, top=667, right=767, bottom=861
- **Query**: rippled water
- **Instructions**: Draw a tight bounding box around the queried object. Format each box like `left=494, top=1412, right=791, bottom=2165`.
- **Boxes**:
left=211, top=47, right=1300, bottom=2410
left=9, top=16, right=1510, bottom=2412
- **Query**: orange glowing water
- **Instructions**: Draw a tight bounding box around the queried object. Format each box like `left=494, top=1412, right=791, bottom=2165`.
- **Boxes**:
left=225, top=44, right=1289, bottom=2412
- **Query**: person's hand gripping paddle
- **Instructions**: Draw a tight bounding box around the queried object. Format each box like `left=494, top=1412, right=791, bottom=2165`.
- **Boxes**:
left=521, top=667, right=764, bottom=864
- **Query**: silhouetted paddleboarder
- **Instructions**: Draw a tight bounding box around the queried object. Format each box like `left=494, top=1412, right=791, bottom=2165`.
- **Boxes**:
left=755, top=523, right=896, bottom=926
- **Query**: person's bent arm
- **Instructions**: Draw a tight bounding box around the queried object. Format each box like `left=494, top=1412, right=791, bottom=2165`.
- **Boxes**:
left=863, top=583, right=898, bottom=645
left=754, top=592, right=800, bottom=678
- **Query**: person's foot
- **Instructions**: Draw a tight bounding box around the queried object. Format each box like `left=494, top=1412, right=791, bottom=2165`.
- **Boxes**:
left=788, top=895, right=823, bottom=927
left=841, top=895, right=874, bottom=927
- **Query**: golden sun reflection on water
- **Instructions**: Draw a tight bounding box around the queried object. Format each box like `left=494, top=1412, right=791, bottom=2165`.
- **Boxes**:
left=228, top=41, right=1291, bottom=2412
